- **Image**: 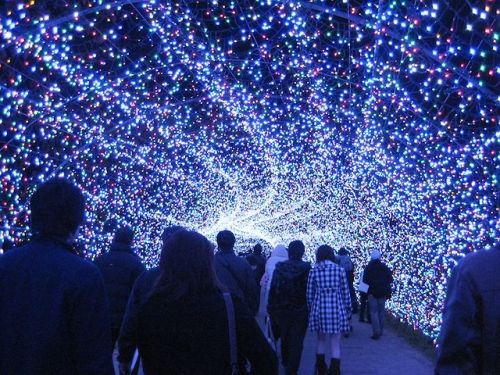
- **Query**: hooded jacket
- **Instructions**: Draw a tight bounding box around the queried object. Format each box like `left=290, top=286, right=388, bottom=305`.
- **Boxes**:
left=267, top=260, right=311, bottom=315
left=261, top=245, right=288, bottom=312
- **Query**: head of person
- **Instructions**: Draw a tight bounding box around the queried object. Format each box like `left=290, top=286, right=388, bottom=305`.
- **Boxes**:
left=271, top=244, right=288, bottom=258
left=216, top=230, right=236, bottom=252
left=30, top=178, right=85, bottom=243
left=155, top=229, right=220, bottom=302
left=316, top=244, right=335, bottom=263
left=288, top=240, right=305, bottom=261
left=113, top=226, right=134, bottom=247
left=2, top=238, right=14, bottom=253
left=161, top=225, right=185, bottom=245
left=338, top=247, right=349, bottom=256
left=253, top=243, right=263, bottom=256
left=370, top=250, right=381, bottom=261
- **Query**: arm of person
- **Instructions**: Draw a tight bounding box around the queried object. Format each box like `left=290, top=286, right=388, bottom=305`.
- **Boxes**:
left=340, top=270, right=352, bottom=318
left=435, top=261, right=481, bottom=374
left=266, top=270, right=280, bottom=316
left=235, top=300, right=278, bottom=375
left=244, top=263, right=260, bottom=316
left=362, top=265, right=371, bottom=285
left=306, top=270, right=316, bottom=310
left=117, top=273, right=144, bottom=366
left=71, top=266, right=114, bottom=375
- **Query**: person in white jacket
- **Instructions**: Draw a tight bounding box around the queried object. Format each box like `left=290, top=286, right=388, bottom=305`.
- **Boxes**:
left=260, top=244, right=288, bottom=313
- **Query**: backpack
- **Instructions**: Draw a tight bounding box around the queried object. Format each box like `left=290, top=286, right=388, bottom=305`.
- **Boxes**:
left=267, top=265, right=309, bottom=315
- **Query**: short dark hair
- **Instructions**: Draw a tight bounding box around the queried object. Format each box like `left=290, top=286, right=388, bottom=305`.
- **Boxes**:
left=113, top=226, right=134, bottom=246
left=30, top=178, right=85, bottom=237
left=253, top=243, right=263, bottom=255
left=155, top=230, right=221, bottom=302
left=316, top=244, right=335, bottom=263
left=216, top=230, right=235, bottom=252
left=288, top=240, right=305, bottom=260
left=161, top=225, right=185, bottom=244
left=338, top=247, right=349, bottom=256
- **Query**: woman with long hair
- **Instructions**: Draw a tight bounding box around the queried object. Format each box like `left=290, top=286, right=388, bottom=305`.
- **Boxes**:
left=307, top=245, right=351, bottom=375
left=131, top=229, right=277, bottom=375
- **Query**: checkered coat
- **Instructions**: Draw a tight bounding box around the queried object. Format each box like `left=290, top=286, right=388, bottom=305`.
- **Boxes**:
left=307, top=260, right=352, bottom=333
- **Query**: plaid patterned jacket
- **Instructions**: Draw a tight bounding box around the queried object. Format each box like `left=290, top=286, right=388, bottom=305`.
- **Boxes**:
left=307, top=260, right=352, bottom=333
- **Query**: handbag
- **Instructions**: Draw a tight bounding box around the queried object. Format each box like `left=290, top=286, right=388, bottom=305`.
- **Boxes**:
left=223, top=292, right=240, bottom=375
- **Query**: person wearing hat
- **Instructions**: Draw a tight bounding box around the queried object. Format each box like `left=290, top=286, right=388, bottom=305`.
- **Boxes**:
left=362, top=250, right=393, bottom=340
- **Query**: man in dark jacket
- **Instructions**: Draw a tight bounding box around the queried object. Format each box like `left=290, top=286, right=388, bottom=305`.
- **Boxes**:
left=0, top=178, right=113, bottom=375
left=435, top=248, right=500, bottom=374
left=117, top=225, right=184, bottom=374
left=363, top=250, right=393, bottom=340
left=95, top=226, right=145, bottom=344
left=214, top=230, right=259, bottom=316
left=267, top=240, right=311, bottom=375
left=246, top=243, right=266, bottom=286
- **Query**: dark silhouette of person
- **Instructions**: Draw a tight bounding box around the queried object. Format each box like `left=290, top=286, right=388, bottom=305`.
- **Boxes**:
left=435, top=247, right=500, bottom=374
left=214, top=230, right=259, bottom=316
left=337, top=248, right=358, bottom=314
left=95, top=226, right=145, bottom=344
left=0, top=178, right=113, bottom=374
left=130, top=229, right=278, bottom=374
left=1, top=238, right=14, bottom=254
left=363, top=250, right=393, bottom=340
left=246, top=243, right=266, bottom=288
left=268, top=240, right=311, bottom=375
left=117, top=225, right=184, bottom=373
left=357, top=267, right=371, bottom=324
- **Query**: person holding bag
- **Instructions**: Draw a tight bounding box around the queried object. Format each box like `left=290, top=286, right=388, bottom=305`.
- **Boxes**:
left=121, top=229, right=277, bottom=375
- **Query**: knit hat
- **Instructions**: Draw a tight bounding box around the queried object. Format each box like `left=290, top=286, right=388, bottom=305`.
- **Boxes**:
left=370, top=250, right=381, bottom=260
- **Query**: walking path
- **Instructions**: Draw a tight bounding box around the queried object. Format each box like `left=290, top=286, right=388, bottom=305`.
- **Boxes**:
left=258, top=283, right=435, bottom=375
left=273, top=317, right=435, bottom=375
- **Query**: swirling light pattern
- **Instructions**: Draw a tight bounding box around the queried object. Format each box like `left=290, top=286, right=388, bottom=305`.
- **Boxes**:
left=0, top=0, right=498, bottom=339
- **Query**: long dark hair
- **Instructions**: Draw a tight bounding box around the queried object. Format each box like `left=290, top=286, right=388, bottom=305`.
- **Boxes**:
left=153, top=229, right=221, bottom=302
left=316, top=244, right=335, bottom=263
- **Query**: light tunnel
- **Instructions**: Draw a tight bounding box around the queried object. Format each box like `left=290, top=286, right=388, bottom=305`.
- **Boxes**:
left=0, top=0, right=498, bottom=340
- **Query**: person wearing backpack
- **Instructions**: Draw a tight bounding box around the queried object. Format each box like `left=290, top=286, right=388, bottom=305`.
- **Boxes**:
left=267, top=240, right=311, bottom=375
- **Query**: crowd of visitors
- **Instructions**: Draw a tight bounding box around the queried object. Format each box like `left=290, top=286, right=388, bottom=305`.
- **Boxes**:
left=0, top=177, right=498, bottom=374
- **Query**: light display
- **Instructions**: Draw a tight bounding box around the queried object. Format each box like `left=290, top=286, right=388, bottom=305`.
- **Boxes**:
left=0, top=0, right=498, bottom=339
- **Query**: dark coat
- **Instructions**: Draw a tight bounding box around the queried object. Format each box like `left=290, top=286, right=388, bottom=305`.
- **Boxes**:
left=363, top=259, right=393, bottom=299
left=268, top=260, right=310, bottom=315
left=0, top=239, right=114, bottom=375
left=435, top=249, right=500, bottom=375
left=118, top=266, right=161, bottom=363
left=135, top=290, right=278, bottom=375
left=246, top=253, right=266, bottom=284
left=214, top=251, right=259, bottom=315
left=94, top=243, right=145, bottom=340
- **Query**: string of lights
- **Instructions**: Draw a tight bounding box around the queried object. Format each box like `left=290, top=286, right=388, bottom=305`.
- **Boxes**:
left=0, top=0, right=498, bottom=339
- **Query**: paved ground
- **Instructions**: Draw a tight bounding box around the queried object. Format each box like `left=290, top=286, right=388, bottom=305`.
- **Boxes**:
left=118, top=294, right=435, bottom=375
left=258, top=316, right=435, bottom=375
left=294, top=318, right=434, bottom=375
left=258, top=293, right=434, bottom=374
